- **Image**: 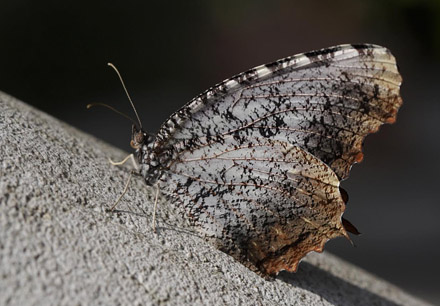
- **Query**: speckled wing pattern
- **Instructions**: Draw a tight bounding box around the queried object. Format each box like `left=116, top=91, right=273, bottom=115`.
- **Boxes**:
left=150, top=44, right=402, bottom=275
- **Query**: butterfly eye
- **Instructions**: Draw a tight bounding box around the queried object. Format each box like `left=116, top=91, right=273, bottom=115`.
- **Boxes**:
left=130, top=131, right=145, bottom=149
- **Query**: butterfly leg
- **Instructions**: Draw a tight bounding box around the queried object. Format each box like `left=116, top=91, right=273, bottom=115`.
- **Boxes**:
left=107, top=170, right=135, bottom=212
left=109, top=153, right=139, bottom=171
left=152, top=185, right=160, bottom=233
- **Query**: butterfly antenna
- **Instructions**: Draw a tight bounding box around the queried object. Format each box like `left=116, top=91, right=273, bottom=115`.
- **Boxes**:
left=87, top=103, right=138, bottom=126
left=107, top=63, right=143, bottom=129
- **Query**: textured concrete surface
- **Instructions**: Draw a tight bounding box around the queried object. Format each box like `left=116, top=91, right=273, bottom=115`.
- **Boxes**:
left=0, top=91, right=431, bottom=306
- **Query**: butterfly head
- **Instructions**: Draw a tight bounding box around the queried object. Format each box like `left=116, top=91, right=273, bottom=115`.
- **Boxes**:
left=130, top=124, right=144, bottom=150
left=131, top=124, right=162, bottom=185
left=130, top=124, right=155, bottom=151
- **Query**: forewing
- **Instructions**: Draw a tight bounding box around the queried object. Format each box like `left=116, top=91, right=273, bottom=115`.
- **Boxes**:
left=157, top=136, right=347, bottom=275
left=155, top=44, right=402, bottom=179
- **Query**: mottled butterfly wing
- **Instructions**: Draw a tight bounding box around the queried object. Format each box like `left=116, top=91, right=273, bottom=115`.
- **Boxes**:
left=155, top=44, right=402, bottom=179
left=150, top=44, right=402, bottom=275
left=158, top=136, right=347, bottom=275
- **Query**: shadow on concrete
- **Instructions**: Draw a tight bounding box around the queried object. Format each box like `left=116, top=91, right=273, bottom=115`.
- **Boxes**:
left=277, top=262, right=400, bottom=306
left=116, top=209, right=402, bottom=306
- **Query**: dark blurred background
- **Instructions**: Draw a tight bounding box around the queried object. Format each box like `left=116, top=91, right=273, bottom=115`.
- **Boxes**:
left=1, top=0, right=439, bottom=303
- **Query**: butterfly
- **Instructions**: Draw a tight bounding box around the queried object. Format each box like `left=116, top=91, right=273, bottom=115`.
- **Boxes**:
left=125, top=44, right=402, bottom=276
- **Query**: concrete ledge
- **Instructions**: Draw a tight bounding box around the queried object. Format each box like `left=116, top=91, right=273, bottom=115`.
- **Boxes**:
left=0, top=92, right=430, bottom=305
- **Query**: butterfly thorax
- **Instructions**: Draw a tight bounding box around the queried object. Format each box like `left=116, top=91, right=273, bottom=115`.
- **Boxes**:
left=131, top=125, right=162, bottom=186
